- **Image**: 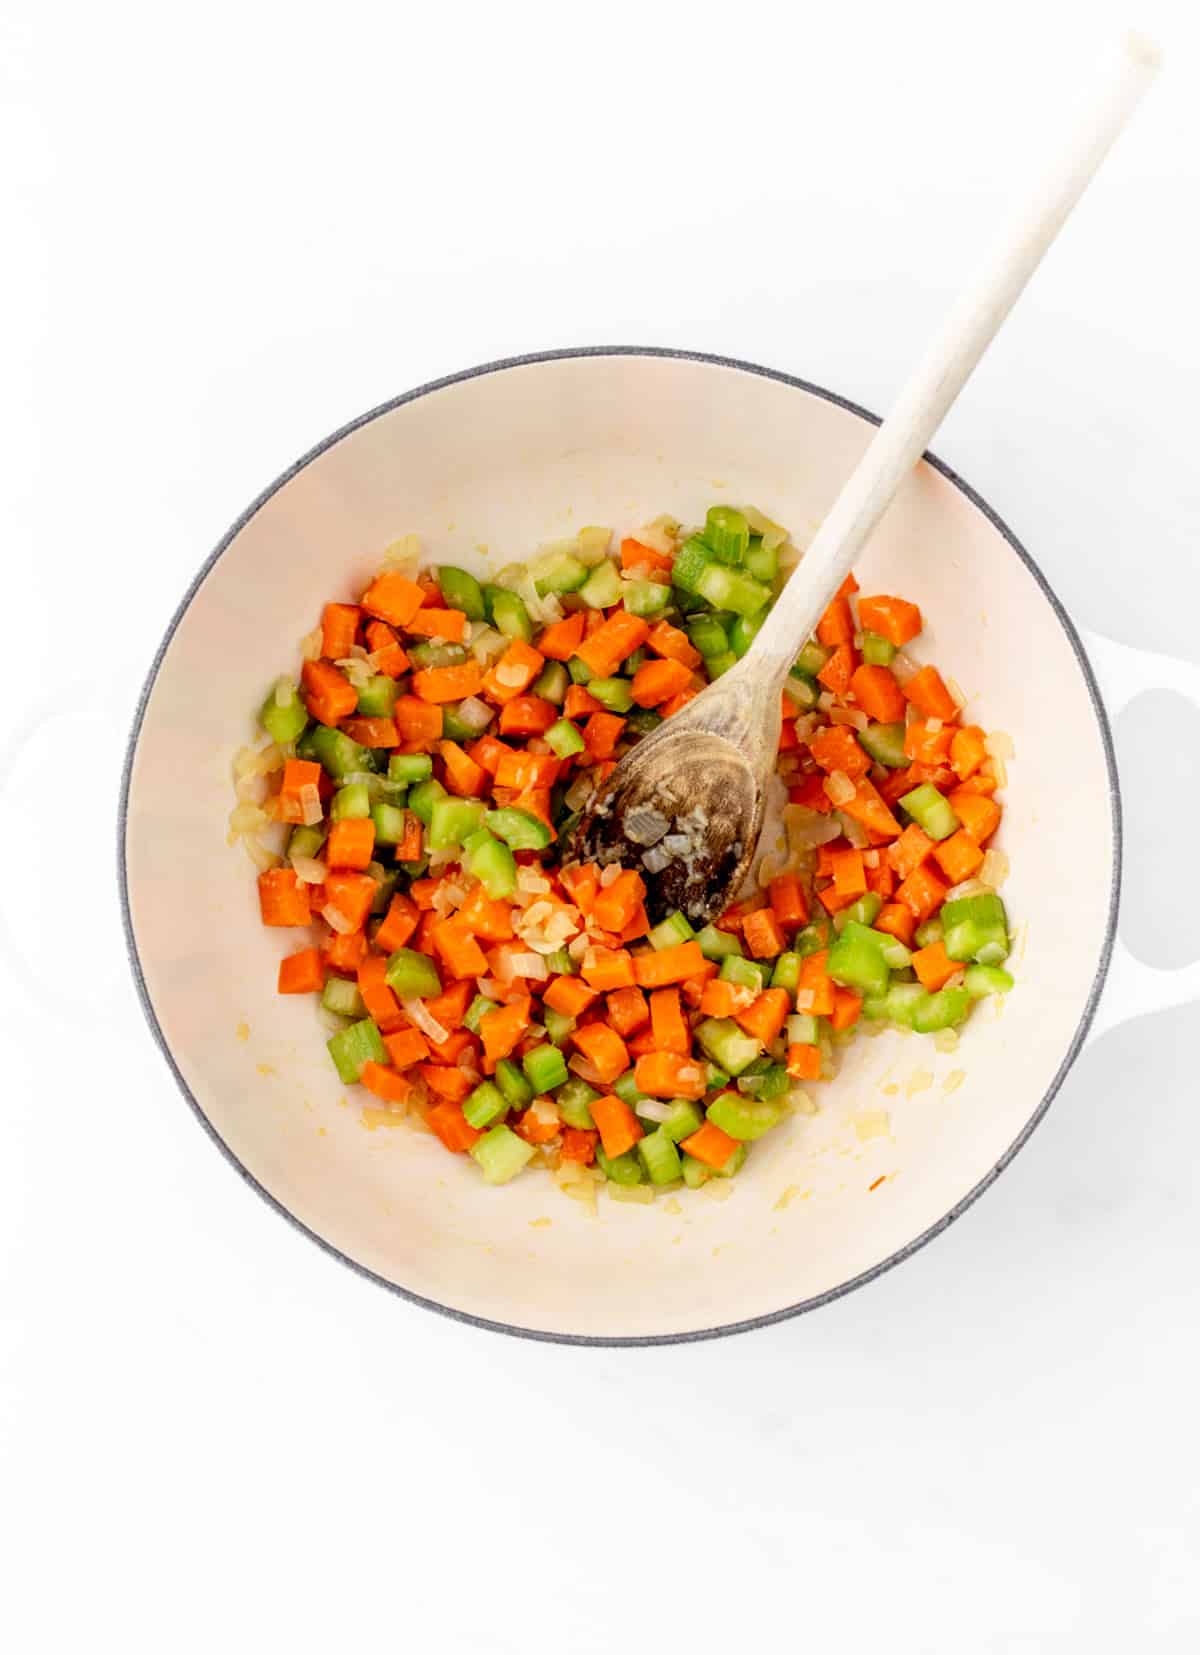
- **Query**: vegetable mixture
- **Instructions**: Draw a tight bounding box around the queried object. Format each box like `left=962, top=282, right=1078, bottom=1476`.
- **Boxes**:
left=233, top=507, right=1014, bottom=1198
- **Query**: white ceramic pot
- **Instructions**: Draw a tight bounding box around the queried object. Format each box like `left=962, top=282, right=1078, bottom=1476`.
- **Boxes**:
left=118, top=349, right=1200, bottom=1343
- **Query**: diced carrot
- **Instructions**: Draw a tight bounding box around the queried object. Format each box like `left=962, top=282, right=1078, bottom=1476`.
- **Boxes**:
left=481, top=639, right=545, bottom=705
left=365, top=620, right=410, bottom=677
left=581, top=947, right=637, bottom=991
left=457, top=885, right=514, bottom=942
left=439, top=739, right=488, bottom=798
left=788, top=773, right=836, bottom=814
left=620, top=536, right=674, bottom=573
left=624, top=1025, right=659, bottom=1058
left=591, top=869, right=646, bottom=933
left=277, top=946, right=324, bottom=994
left=797, top=950, right=835, bottom=1016
left=494, top=750, right=560, bottom=790
left=408, top=877, right=442, bottom=911
left=414, top=910, right=440, bottom=954
left=954, top=773, right=999, bottom=797
left=514, top=785, right=554, bottom=829
left=605, top=985, right=650, bottom=1037
left=778, top=717, right=801, bottom=754
left=397, top=810, right=423, bottom=861
left=648, top=986, right=689, bottom=1054
left=544, top=976, right=598, bottom=1018
left=831, top=847, right=867, bottom=899
left=735, top=986, right=791, bottom=1045
left=817, top=644, right=856, bottom=694
left=786, top=1044, right=822, bottom=1081
left=887, top=824, right=935, bottom=879
left=619, top=902, right=651, bottom=943
left=837, top=572, right=860, bottom=597
left=419, top=1064, right=473, bottom=1103
left=715, top=894, right=765, bottom=934
left=405, top=607, right=466, bottom=642
left=742, top=908, right=787, bottom=959
left=904, top=665, right=958, bottom=721
left=630, top=656, right=693, bottom=708
left=564, top=684, right=603, bottom=719
left=357, top=955, right=406, bottom=1031
left=949, top=790, right=1002, bottom=844
left=321, top=602, right=360, bottom=659
left=645, top=619, right=702, bottom=669
left=875, top=903, right=916, bottom=946
left=322, top=871, right=377, bottom=933
left=412, top=661, right=485, bottom=704
left=537, top=609, right=587, bottom=661
left=830, top=987, right=863, bottom=1031
left=514, top=1105, right=562, bottom=1146
left=809, top=723, right=871, bottom=779
left=341, top=716, right=398, bottom=748
left=904, top=720, right=955, bottom=764
left=572, top=1022, right=629, bottom=1084
left=633, top=1051, right=707, bottom=1099
left=679, top=1120, right=739, bottom=1169
left=384, top=1026, right=431, bottom=1068
left=768, top=872, right=810, bottom=930
left=590, top=1094, right=644, bottom=1159
left=561, top=863, right=600, bottom=914
left=817, top=593, right=855, bottom=647
left=582, top=711, right=626, bottom=760
left=895, top=863, right=949, bottom=922
left=850, top=663, right=907, bottom=723
left=359, top=1061, right=412, bottom=1105
left=326, top=817, right=376, bottom=871
left=949, top=725, right=988, bottom=781
left=559, top=1126, right=598, bottom=1164
left=322, top=927, right=368, bottom=973
left=426, top=1027, right=478, bottom=1065
left=498, top=696, right=558, bottom=736
left=857, top=594, right=922, bottom=647
left=479, top=998, right=531, bottom=1066
left=423, top=979, right=475, bottom=1030
left=700, top=979, right=755, bottom=1018
left=277, top=758, right=323, bottom=824
left=361, top=571, right=424, bottom=629
left=633, top=941, right=706, bottom=988
left=912, top=940, right=960, bottom=992
left=866, top=859, right=897, bottom=901
left=393, top=696, right=444, bottom=747
left=258, top=867, right=312, bottom=927
left=818, top=883, right=861, bottom=915
left=425, top=1100, right=481, bottom=1153
left=660, top=688, right=699, bottom=718
left=573, top=611, right=650, bottom=678
left=816, top=841, right=850, bottom=878
left=301, top=659, right=358, bottom=726
left=933, top=829, right=985, bottom=884
left=432, top=917, right=489, bottom=979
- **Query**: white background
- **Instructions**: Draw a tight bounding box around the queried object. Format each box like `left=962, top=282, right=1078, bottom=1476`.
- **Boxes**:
left=3, top=1, right=1199, bottom=1649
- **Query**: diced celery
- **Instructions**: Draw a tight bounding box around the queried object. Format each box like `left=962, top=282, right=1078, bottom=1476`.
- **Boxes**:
left=442, top=699, right=493, bottom=742
left=626, top=709, right=662, bottom=735
left=531, top=661, right=568, bottom=703
left=567, top=655, right=593, bottom=684
left=332, top=783, right=371, bottom=821
left=437, top=566, right=486, bottom=621
left=838, top=892, right=883, bottom=929
left=693, top=925, right=740, bottom=963
left=530, top=550, right=588, bottom=596
left=408, top=777, right=448, bottom=827
left=696, top=1018, right=761, bottom=1076
left=307, top=724, right=376, bottom=780
left=470, top=1124, right=535, bottom=1184
left=288, top=824, right=325, bottom=861
left=522, top=1043, right=568, bottom=1093
left=744, top=536, right=779, bottom=584
left=542, top=1006, right=576, bottom=1047
left=771, top=952, right=801, bottom=991
left=662, top=1098, right=704, bottom=1143
left=544, top=947, right=576, bottom=976
left=539, top=718, right=582, bottom=759
left=462, top=829, right=518, bottom=899
left=704, top=505, right=750, bottom=565
left=858, top=722, right=908, bottom=768
left=259, top=679, right=309, bottom=745
left=861, top=631, right=897, bottom=666
left=637, top=1128, right=683, bottom=1185
left=704, top=1062, right=730, bottom=1091
left=623, top=580, right=672, bottom=618
left=705, top=651, right=738, bottom=678
left=965, top=964, right=1015, bottom=998
left=914, top=917, right=944, bottom=948
left=463, top=1080, right=509, bottom=1130
left=784, top=670, right=819, bottom=710
left=794, top=922, right=830, bottom=958
left=384, top=948, right=442, bottom=999
left=428, top=797, right=486, bottom=850
left=555, top=1078, right=599, bottom=1129
left=941, top=892, right=1010, bottom=965
left=595, top=1145, right=644, bottom=1185
left=706, top=1091, right=785, bottom=1141
left=355, top=674, right=398, bottom=717
left=671, top=535, right=714, bottom=594
left=371, top=801, right=407, bottom=845
left=484, top=807, right=553, bottom=851
left=872, top=929, right=912, bottom=970
left=826, top=921, right=891, bottom=998
left=681, top=1154, right=711, bottom=1188
left=787, top=1012, right=818, bottom=1045
left=589, top=676, right=634, bottom=713
left=899, top=783, right=960, bottom=843
left=729, top=611, right=766, bottom=657
left=883, top=982, right=928, bottom=1027
left=578, top=559, right=623, bottom=609
left=695, top=562, right=771, bottom=618
left=368, top=863, right=399, bottom=914
left=326, top=1018, right=386, bottom=1084
left=408, top=640, right=467, bottom=669
left=495, top=1058, right=533, bottom=1108
left=736, top=1061, right=790, bottom=1100
left=625, top=647, right=647, bottom=672
left=687, top=614, right=729, bottom=658
left=911, top=987, right=972, bottom=1033
left=389, top=753, right=433, bottom=785
left=648, top=911, right=695, bottom=951
left=463, top=993, right=497, bottom=1035
left=612, top=1069, right=646, bottom=1106
left=719, top=955, right=769, bottom=992
left=795, top=639, right=830, bottom=677
left=710, top=1142, right=748, bottom=1178
left=322, top=977, right=366, bottom=1018
left=490, top=589, right=534, bottom=642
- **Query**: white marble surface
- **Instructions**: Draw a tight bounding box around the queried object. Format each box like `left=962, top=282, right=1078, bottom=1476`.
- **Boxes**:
left=2, top=1, right=1198, bottom=1648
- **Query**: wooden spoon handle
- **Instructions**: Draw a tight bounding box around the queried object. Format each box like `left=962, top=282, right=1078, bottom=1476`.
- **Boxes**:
left=747, top=32, right=1160, bottom=683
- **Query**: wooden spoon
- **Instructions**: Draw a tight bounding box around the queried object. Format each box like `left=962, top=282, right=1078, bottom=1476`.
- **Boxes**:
left=569, top=35, right=1158, bottom=923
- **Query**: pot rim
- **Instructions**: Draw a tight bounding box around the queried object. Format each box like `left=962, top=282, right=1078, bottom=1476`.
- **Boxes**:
left=117, top=344, right=1122, bottom=1346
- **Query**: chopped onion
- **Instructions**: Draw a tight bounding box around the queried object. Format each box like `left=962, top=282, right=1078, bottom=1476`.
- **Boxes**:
left=795, top=989, right=815, bottom=1013
left=633, top=515, right=679, bottom=555
left=926, top=716, right=943, bottom=733
left=945, top=677, right=967, bottom=711
left=934, top=1029, right=960, bottom=1053
left=235, top=773, right=268, bottom=806
left=469, top=625, right=508, bottom=664
left=229, top=802, right=269, bottom=835
left=299, top=627, right=322, bottom=662
left=298, top=783, right=323, bottom=827
left=741, top=504, right=789, bottom=551
left=568, top=1054, right=605, bottom=1085
left=988, top=755, right=1009, bottom=789
left=576, top=525, right=613, bottom=564
left=528, top=1095, right=561, bottom=1129
left=599, top=863, right=623, bottom=887
left=980, top=849, right=1009, bottom=889
left=382, top=534, right=421, bottom=573
left=242, top=837, right=281, bottom=872
left=831, top=706, right=869, bottom=731
left=565, top=772, right=595, bottom=811
left=642, top=844, right=672, bottom=874
left=635, top=1099, right=673, bottom=1124
left=516, top=866, right=551, bottom=895
left=891, top=650, right=919, bottom=685
left=838, top=813, right=869, bottom=850
left=946, top=877, right=989, bottom=901
left=456, top=696, right=494, bottom=734
left=985, top=731, right=1015, bottom=759
left=494, top=660, right=529, bottom=689
left=322, top=904, right=356, bottom=935
left=818, top=691, right=836, bottom=712
left=402, top=998, right=449, bottom=1044
left=291, top=855, right=327, bottom=884
left=824, top=770, right=856, bottom=807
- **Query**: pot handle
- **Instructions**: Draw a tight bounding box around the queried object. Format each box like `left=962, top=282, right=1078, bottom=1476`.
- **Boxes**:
left=1078, top=627, right=1200, bottom=1043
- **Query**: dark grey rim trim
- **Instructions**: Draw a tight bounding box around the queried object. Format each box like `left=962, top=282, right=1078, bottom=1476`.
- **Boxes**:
left=117, top=345, right=1122, bottom=1346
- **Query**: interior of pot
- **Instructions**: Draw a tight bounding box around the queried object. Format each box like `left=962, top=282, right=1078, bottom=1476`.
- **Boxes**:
left=123, top=351, right=1116, bottom=1341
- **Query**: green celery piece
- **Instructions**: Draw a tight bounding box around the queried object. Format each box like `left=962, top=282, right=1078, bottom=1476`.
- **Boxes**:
left=331, top=783, right=371, bottom=821
left=463, top=993, right=498, bottom=1035
left=858, top=722, right=908, bottom=768
left=704, top=505, right=750, bottom=565
left=595, top=1145, right=644, bottom=1185
left=398, top=855, right=429, bottom=879
left=941, top=892, right=1010, bottom=965
left=827, top=921, right=891, bottom=998
left=567, top=655, right=593, bottom=684
left=495, top=1058, right=533, bottom=1108
left=532, top=550, right=589, bottom=596
left=872, top=929, right=912, bottom=970
left=326, top=1018, right=386, bottom=1084
left=371, top=801, right=407, bottom=846
left=556, top=1078, right=599, bottom=1130
left=661, top=1098, right=704, bottom=1143
left=462, top=829, right=518, bottom=899
left=696, top=923, right=743, bottom=961
left=622, top=580, right=672, bottom=618
left=463, top=1080, right=509, bottom=1130
left=719, top=955, right=769, bottom=992
left=784, top=671, right=819, bottom=710
left=522, top=1043, right=569, bottom=1093
left=437, top=566, right=486, bottom=621
left=704, top=1062, right=730, bottom=1090
left=914, top=917, right=944, bottom=948
left=861, top=995, right=890, bottom=1021
left=637, top=1128, right=683, bottom=1185
left=321, top=977, right=365, bottom=1018
left=794, top=922, right=830, bottom=959
left=687, top=614, right=729, bottom=658
left=710, top=1142, right=749, bottom=1179
left=483, top=806, right=552, bottom=851
left=696, top=1018, right=761, bottom=1076
left=729, top=611, right=766, bottom=657
left=355, top=674, right=398, bottom=717
left=578, top=559, right=623, bottom=609
left=744, top=536, right=779, bottom=584
left=771, top=952, right=801, bottom=991
left=259, top=679, right=308, bottom=745
left=368, top=863, right=399, bottom=914
left=531, top=660, right=568, bottom=703
left=861, top=631, right=897, bottom=666
left=442, top=700, right=493, bottom=742
left=308, top=724, right=376, bottom=780
left=612, top=1069, right=646, bottom=1106
left=794, top=639, right=830, bottom=678
left=648, top=911, right=695, bottom=951
left=736, top=1062, right=790, bottom=1100
left=965, top=964, right=1014, bottom=997
left=884, top=982, right=928, bottom=1027
left=706, top=1091, right=785, bottom=1141
left=544, top=718, right=586, bottom=758
left=911, top=987, right=972, bottom=1034
left=705, top=651, right=739, bottom=678
left=287, top=824, right=325, bottom=861
left=838, top=892, right=883, bottom=930
left=787, top=1011, right=819, bottom=1045
left=428, top=796, right=486, bottom=850
left=384, top=948, right=442, bottom=999
left=681, top=1154, right=711, bottom=1189
left=671, top=536, right=714, bottom=594
left=490, top=589, right=534, bottom=642
left=389, top=753, right=433, bottom=784
left=626, top=708, right=661, bottom=736
left=695, top=561, right=771, bottom=618
left=543, top=947, right=576, bottom=976
left=624, top=647, right=647, bottom=673
left=470, top=1124, right=535, bottom=1184
left=542, top=1007, right=575, bottom=1047
left=899, top=783, right=960, bottom=843
left=408, top=640, right=467, bottom=669
left=408, top=777, right=448, bottom=827
left=588, top=676, right=634, bottom=713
